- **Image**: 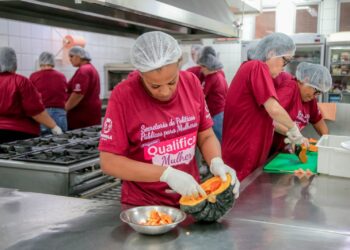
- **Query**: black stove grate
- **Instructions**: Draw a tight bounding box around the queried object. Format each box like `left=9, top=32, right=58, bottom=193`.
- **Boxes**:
left=12, top=141, right=99, bottom=165
left=0, top=126, right=101, bottom=161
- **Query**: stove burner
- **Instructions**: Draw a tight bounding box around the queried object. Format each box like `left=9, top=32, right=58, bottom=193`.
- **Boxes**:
left=13, top=140, right=99, bottom=165
left=0, top=125, right=101, bottom=162
left=0, top=144, right=33, bottom=159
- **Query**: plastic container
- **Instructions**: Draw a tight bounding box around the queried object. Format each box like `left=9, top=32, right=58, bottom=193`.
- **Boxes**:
left=316, top=135, right=350, bottom=178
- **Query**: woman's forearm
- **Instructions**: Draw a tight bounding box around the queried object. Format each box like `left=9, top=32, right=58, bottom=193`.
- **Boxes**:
left=312, top=119, right=329, bottom=136
left=65, top=93, right=84, bottom=111
left=32, top=110, right=56, bottom=129
left=264, top=97, right=295, bottom=129
left=274, top=121, right=289, bottom=135
left=197, top=128, right=221, bottom=165
left=100, top=152, right=166, bottom=182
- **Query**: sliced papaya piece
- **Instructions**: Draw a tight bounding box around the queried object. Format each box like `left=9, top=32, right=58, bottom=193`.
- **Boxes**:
left=308, top=144, right=318, bottom=152
left=295, top=144, right=308, bottom=163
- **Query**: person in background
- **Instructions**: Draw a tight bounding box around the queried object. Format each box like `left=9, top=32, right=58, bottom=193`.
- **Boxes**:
left=222, top=33, right=308, bottom=181
left=30, top=52, right=68, bottom=135
left=181, top=44, right=203, bottom=70
left=0, top=47, right=62, bottom=143
left=187, top=46, right=227, bottom=143
left=98, top=31, right=239, bottom=207
left=65, top=46, right=101, bottom=130
left=270, top=62, right=331, bottom=155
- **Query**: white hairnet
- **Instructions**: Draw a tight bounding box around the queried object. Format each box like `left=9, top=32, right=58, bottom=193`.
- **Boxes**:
left=247, top=41, right=259, bottom=61
left=197, top=46, right=223, bottom=71
left=296, top=62, right=332, bottom=92
left=252, top=33, right=296, bottom=61
left=69, top=46, right=91, bottom=61
left=130, top=31, right=182, bottom=72
left=39, top=52, right=55, bottom=66
left=0, top=47, right=17, bottom=73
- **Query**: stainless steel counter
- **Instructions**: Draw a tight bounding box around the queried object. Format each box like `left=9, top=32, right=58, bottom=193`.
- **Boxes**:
left=1, top=170, right=350, bottom=250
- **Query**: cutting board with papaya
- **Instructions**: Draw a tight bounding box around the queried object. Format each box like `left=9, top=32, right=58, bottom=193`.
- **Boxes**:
left=264, top=138, right=318, bottom=174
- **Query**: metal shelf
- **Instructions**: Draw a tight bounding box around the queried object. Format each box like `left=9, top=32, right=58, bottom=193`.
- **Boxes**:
left=331, top=62, right=350, bottom=65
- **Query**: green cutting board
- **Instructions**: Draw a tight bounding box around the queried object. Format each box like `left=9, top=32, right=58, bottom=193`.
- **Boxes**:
left=264, top=152, right=318, bottom=174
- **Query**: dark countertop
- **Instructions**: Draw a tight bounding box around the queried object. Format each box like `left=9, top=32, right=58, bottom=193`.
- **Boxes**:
left=1, top=169, right=350, bottom=250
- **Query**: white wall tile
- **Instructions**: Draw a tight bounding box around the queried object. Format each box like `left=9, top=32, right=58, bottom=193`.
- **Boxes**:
left=20, top=54, right=36, bottom=71
left=31, top=39, right=44, bottom=55
left=42, top=26, right=51, bottom=40
left=20, top=37, right=32, bottom=53
left=9, top=36, right=21, bottom=52
left=0, top=35, right=8, bottom=47
left=0, top=19, right=8, bottom=35
left=52, top=40, right=63, bottom=54
left=42, top=40, right=53, bottom=52
left=323, top=0, right=337, bottom=9
left=4, top=18, right=136, bottom=99
left=52, top=27, right=67, bottom=41
left=322, top=8, right=336, bottom=19
left=31, top=24, right=44, bottom=39
left=8, top=21, right=21, bottom=36
left=20, top=22, right=32, bottom=38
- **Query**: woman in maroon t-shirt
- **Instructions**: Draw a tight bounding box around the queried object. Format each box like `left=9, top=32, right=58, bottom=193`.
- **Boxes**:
left=0, top=47, right=62, bottom=143
left=30, top=52, right=68, bottom=135
left=65, top=46, right=101, bottom=130
left=222, top=33, right=308, bottom=181
left=189, top=46, right=227, bottom=143
left=98, top=32, right=239, bottom=207
left=270, top=62, right=332, bottom=155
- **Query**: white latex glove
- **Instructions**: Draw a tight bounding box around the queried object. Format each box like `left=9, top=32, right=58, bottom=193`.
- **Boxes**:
left=210, top=157, right=240, bottom=199
left=51, top=125, right=63, bottom=135
left=160, top=166, right=206, bottom=198
left=285, top=124, right=308, bottom=146
left=284, top=137, right=310, bottom=147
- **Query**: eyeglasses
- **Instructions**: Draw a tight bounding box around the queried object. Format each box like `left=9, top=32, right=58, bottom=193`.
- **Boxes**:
left=313, top=87, right=321, bottom=96
left=282, top=56, right=292, bottom=67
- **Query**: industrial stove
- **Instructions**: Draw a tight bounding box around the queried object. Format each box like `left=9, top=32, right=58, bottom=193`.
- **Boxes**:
left=0, top=125, right=119, bottom=198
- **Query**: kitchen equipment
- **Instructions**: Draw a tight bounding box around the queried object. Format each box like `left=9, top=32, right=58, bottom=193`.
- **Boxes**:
left=264, top=152, right=317, bottom=174
left=103, top=63, right=134, bottom=99
left=316, top=135, right=350, bottom=177
left=0, top=125, right=117, bottom=196
left=120, top=206, right=186, bottom=235
left=325, top=32, right=350, bottom=103
left=285, top=33, right=325, bottom=76
left=340, top=140, right=350, bottom=150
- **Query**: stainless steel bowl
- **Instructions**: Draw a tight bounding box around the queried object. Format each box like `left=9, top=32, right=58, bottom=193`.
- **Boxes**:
left=120, top=205, right=186, bottom=235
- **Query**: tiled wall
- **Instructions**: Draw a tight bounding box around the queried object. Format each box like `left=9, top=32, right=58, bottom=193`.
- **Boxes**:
left=319, top=0, right=338, bottom=35
left=212, top=43, right=242, bottom=84
left=0, top=18, right=135, bottom=99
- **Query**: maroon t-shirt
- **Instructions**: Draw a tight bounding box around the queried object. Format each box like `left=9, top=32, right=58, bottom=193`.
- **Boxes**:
left=222, top=60, right=278, bottom=181
left=99, top=71, right=213, bottom=207
left=187, top=66, right=227, bottom=116
left=0, top=72, right=45, bottom=135
left=30, top=69, right=67, bottom=109
left=187, top=66, right=204, bottom=82
left=67, top=63, right=101, bottom=129
left=271, top=77, right=322, bottom=154
left=273, top=71, right=293, bottom=89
